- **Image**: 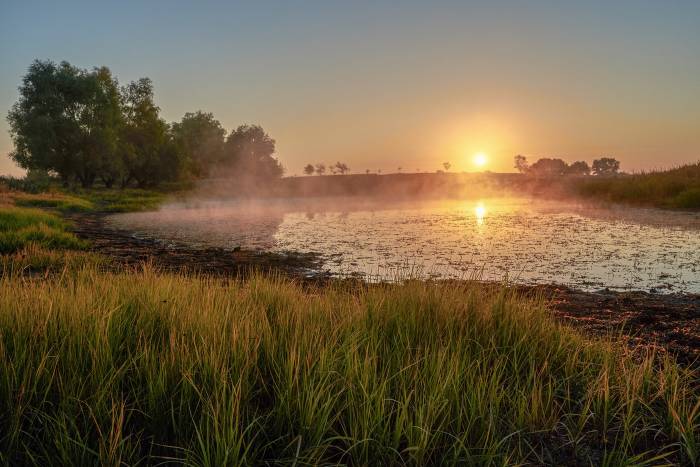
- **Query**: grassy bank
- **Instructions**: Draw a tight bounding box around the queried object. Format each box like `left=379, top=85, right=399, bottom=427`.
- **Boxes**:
left=10, top=188, right=167, bottom=213
left=0, top=206, right=88, bottom=254
left=574, top=163, right=700, bottom=209
left=0, top=265, right=697, bottom=465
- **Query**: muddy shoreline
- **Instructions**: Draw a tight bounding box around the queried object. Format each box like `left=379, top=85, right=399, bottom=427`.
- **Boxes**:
left=69, top=212, right=700, bottom=367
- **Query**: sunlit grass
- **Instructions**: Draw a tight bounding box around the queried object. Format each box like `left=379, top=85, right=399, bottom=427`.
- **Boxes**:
left=0, top=265, right=696, bottom=465
left=0, top=206, right=88, bottom=253
left=5, top=188, right=166, bottom=213
left=1, top=245, right=105, bottom=274
left=13, top=192, right=95, bottom=212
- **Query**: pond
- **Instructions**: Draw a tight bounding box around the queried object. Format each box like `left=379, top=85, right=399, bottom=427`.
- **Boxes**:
left=107, top=197, right=700, bottom=293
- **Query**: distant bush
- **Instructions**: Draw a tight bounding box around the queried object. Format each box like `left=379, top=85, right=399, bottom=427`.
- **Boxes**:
left=671, top=187, right=700, bottom=209
left=575, top=163, right=700, bottom=209
left=0, top=170, right=54, bottom=194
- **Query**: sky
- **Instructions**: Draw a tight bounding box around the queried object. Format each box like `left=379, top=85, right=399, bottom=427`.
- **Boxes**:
left=1, top=0, right=699, bottom=176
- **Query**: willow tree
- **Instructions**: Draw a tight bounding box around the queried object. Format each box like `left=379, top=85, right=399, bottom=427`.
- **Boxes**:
left=222, top=124, right=284, bottom=181
left=171, top=111, right=226, bottom=178
left=119, top=78, right=185, bottom=187
left=8, top=60, right=122, bottom=187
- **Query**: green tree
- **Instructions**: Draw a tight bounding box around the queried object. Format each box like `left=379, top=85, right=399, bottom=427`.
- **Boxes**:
left=303, top=164, right=315, bottom=175
left=7, top=60, right=122, bottom=187
left=529, top=158, right=568, bottom=176
left=86, top=67, right=123, bottom=188
left=334, top=162, right=349, bottom=175
left=171, top=111, right=226, bottom=178
left=566, top=160, right=591, bottom=175
left=120, top=78, right=184, bottom=187
left=592, top=157, right=620, bottom=176
left=514, top=155, right=529, bottom=173
left=223, top=125, right=284, bottom=180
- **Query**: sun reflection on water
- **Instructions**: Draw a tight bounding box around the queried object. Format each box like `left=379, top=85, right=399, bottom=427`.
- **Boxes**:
left=107, top=197, right=700, bottom=292
left=474, top=202, right=487, bottom=225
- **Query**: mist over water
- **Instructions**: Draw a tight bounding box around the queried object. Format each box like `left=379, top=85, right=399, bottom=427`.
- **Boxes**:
left=107, top=196, right=700, bottom=293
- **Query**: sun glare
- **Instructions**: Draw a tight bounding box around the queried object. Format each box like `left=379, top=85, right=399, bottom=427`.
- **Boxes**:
left=473, top=152, right=488, bottom=168
left=474, top=202, right=487, bottom=225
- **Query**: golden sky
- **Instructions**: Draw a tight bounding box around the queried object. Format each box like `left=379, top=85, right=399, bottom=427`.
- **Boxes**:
left=1, top=1, right=699, bottom=176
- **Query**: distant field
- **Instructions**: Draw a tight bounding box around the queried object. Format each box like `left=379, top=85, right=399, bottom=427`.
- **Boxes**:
left=198, top=164, right=700, bottom=210
left=4, top=162, right=700, bottom=211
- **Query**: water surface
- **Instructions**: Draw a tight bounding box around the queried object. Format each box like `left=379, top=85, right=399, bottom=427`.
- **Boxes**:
left=107, top=197, right=700, bottom=292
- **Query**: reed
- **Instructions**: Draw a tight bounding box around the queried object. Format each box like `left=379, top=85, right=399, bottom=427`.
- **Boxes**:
left=0, top=264, right=696, bottom=465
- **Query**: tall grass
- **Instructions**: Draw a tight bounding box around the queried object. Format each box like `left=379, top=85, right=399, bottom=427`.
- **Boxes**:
left=575, top=163, right=700, bottom=209
left=0, top=266, right=696, bottom=465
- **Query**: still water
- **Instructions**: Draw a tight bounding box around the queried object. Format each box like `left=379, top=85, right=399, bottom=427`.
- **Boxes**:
left=107, top=197, right=700, bottom=293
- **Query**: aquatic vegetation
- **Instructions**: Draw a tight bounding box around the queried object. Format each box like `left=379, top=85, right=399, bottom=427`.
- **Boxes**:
left=0, top=267, right=696, bottom=465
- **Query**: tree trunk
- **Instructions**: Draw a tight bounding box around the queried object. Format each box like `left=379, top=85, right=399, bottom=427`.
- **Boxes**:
left=79, top=172, right=95, bottom=188
left=100, top=175, right=115, bottom=188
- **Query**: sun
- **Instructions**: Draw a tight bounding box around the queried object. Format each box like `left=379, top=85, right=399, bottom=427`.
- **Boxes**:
left=473, top=152, right=488, bottom=168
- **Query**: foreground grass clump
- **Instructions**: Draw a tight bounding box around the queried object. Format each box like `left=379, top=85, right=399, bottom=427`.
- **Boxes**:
left=0, top=206, right=88, bottom=253
left=0, top=268, right=697, bottom=465
left=575, top=162, right=700, bottom=209
left=1, top=245, right=105, bottom=274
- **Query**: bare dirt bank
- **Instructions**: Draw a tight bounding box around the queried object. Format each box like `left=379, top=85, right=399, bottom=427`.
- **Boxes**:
left=69, top=212, right=699, bottom=367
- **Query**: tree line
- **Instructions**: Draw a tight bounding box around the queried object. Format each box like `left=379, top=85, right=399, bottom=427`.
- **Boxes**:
left=7, top=60, right=283, bottom=188
left=303, top=162, right=350, bottom=176
left=514, top=155, right=620, bottom=176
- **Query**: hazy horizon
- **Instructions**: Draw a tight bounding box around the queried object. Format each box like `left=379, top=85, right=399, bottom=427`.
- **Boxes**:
left=2, top=0, right=699, bottom=177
